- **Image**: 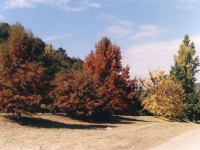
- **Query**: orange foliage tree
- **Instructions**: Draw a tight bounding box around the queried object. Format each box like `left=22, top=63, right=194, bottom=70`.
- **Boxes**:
left=50, top=37, right=137, bottom=120
left=0, top=23, right=48, bottom=116
left=50, top=70, right=105, bottom=119
left=84, top=37, right=136, bottom=114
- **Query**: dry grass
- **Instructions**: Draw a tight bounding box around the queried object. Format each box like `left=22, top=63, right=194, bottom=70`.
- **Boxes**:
left=0, top=114, right=199, bottom=150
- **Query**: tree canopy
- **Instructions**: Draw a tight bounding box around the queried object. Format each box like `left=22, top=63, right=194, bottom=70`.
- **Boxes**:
left=142, top=75, right=185, bottom=118
left=170, top=35, right=200, bottom=121
left=0, top=23, right=46, bottom=116
left=0, top=22, right=83, bottom=116
left=84, top=37, right=136, bottom=114
left=0, top=22, right=199, bottom=121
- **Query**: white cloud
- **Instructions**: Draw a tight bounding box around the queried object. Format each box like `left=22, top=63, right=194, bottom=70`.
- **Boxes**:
left=104, top=0, right=131, bottom=7
left=106, top=20, right=164, bottom=43
left=80, top=0, right=101, bottom=8
left=123, top=34, right=200, bottom=82
left=103, top=14, right=164, bottom=42
left=106, top=19, right=134, bottom=39
left=106, top=24, right=133, bottom=39
left=176, top=0, right=198, bottom=10
left=3, top=0, right=69, bottom=9
left=63, top=6, right=87, bottom=12
left=180, top=0, right=198, bottom=4
left=4, top=0, right=33, bottom=8
left=44, top=33, right=73, bottom=41
left=116, top=19, right=133, bottom=26
left=3, top=0, right=101, bottom=12
left=132, top=25, right=165, bottom=41
left=62, top=0, right=101, bottom=12
left=37, top=0, right=69, bottom=7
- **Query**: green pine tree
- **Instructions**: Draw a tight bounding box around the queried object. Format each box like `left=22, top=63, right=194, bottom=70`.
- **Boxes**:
left=170, top=35, right=200, bottom=121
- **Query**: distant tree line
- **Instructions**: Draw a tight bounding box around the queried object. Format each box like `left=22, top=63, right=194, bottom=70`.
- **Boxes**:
left=0, top=22, right=199, bottom=121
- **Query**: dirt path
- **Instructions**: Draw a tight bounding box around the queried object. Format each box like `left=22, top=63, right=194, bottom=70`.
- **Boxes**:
left=0, top=114, right=199, bottom=150
left=148, top=127, right=200, bottom=150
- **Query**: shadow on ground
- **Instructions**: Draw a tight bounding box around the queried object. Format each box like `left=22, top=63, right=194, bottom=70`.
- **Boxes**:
left=6, top=116, right=116, bottom=129
left=52, top=113, right=154, bottom=124
left=92, top=115, right=154, bottom=124
left=4, top=114, right=157, bottom=129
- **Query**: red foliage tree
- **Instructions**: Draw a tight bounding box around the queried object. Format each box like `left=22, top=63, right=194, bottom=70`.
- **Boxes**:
left=50, top=37, right=136, bottom=120
left=50, top=70, right=106, bottom=119
left=0, top=23, right=47, bottom=116
left=84, top=37, right=136, bottom=114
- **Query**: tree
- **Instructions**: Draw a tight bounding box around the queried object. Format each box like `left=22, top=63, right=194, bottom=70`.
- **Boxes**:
left=84, top=37, right=136, bottom=114
left=142, top=76, right=185, bottom=118
left=50, top=70, right=105, bottom=120
left=140, top=68, right=166, bottom=90
left=50, top=37, right=137, bottom=120
left=170, top=35, right=200, bottom=121
left=0, top=23, right=48, bottom=116
left=196, top=90, right=200, bottom=118
left=0, top=22, right=9, bottom=44
left=55, top=47, right=83, bottom=71
left=43, top=45, right=83, bottom=76
left=137, top=69, right=166, bottom=115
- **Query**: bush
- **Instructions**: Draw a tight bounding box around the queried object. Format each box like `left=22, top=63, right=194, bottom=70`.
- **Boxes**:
left=142, top=77, right=186, bottom=118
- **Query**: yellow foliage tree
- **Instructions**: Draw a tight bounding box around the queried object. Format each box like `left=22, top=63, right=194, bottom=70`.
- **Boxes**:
left=142, top=77, right=185, bottom=118
left=140, top=68, right=165, bottom=90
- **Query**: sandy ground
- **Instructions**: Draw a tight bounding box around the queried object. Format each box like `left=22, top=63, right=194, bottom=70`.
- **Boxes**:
left=0, top=114, right=199, bottom=150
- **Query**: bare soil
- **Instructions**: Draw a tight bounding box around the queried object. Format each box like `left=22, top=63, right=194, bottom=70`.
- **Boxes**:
left=0, top=114, right=199, bottom=150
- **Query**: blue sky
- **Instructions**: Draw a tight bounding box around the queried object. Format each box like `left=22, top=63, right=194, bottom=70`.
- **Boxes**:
left=0, top=0, right=200, bottom=81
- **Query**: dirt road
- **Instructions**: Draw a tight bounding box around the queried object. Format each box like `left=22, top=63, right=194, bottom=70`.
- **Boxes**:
left=148, top=127, right=200, bottom=150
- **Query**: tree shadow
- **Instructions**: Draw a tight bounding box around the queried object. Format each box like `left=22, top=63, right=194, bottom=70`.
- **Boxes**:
left=6, top=116, right=115, bottom=129
left=92, top=115, right=154, bottom=124
left=153, top=116, right=191, bottom=123
left=53, top=113, right=152, bottom=124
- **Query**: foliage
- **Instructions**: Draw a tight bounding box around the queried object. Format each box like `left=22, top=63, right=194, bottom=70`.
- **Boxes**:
left=50, top=37, right=137, bottom=120
left=49, top=70, right=105, bottom=120
left=84, top=37, right=136, bottom=114
left=0, top=22, right=83, bottom=116
left=170, top=35, right=200, bottom=121
left=1, top=21, right=199, bottom=122
left=42, top=46, right=84, bottom=111
left=170, top=35, right=199, bottom=93
left=185, top=93, right=200, bottom=121
left=137, top=69, right=166, bottom=115
left=0, top=23, right=48, bottom=116
left=196, top=91, right=200, bottom=119
left=43, top=45, right=83, bottom=76
left=0, top=22, right=9, bottom=44
left=142, top=76, right=185, bottom=118
left=140, top=68, right=166, bottom=90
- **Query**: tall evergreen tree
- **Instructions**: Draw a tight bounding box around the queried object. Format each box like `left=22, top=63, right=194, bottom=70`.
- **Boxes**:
left=170, top=35, right=200, bottom=121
